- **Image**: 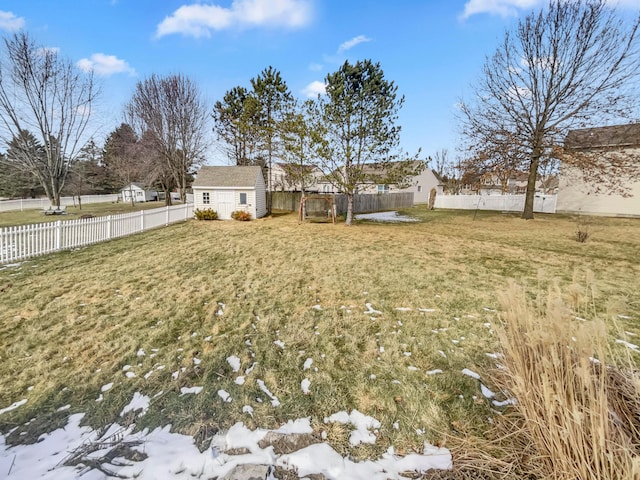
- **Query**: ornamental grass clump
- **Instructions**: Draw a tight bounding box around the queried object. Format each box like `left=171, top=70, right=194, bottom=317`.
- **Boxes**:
left=231, top=210, right=251, bottom=221
left=487, top=280, right=640, bottom=479
left=194, top=208, right=218, bottom=220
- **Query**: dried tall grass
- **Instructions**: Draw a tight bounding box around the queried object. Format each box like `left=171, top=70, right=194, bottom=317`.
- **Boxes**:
left=488, top=280, right=640, bottom=479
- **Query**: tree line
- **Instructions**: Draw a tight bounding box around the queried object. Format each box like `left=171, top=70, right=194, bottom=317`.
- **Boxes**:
left=1, top=0, right=638, bottom=221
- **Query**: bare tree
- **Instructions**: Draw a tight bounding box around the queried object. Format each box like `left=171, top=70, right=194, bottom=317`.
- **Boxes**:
left=459, top=0, right=640, bottom=219
left=125, top=74, right=209, bottom=202
left=0, top=32, right=98, bottom=206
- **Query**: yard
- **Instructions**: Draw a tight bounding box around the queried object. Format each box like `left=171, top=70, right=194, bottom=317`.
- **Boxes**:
left=0, top=207, right=638, bottom=478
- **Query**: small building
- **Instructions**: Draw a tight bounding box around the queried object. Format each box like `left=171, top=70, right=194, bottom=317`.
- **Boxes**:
left=557, top=124, right=640, bottom=217
left=269, top=163, right=324, bottom=193
left=121, top=183, right=158, bottom=203
left=192, top=166, right=266, bottom=220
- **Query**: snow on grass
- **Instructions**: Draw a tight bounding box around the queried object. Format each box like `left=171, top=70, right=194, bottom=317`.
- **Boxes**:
left=616, top=339, right=639, bottom=351
left=355, top=211, right=419, bottom=222
left=226, top=355, right=241, bottom=372
left=311, top=304, right=322, bottom=311
left=395, top=307, right=411, bottom=312
left=274, top=340, right=285, bottom=349
left=418, top=308, right=437, bottom=313
left=120, top=392, right=150, bottom=416
left=303, top=358, right=313, bottom=370
left=301, top=378, right=311, bottom=394
left=100, top=383, right=113, bottom=392
left=462, top=368, right=481, bottom=380
left=256, top=379, right=280, bottom=407
left=235, top=376, right=246, bottom=385
left=325, top=410, right=381, bottom=446
left=180, top=386, right=203, bottom=395
left=364, top=303, right=382, bottom=315
left=426, top=369, right=443, bottom=375
left=242, top=405, right=254, bottom=417
left=218, top=389, right=232, bottom=403
left=0, top=399, right=27, bottom=416
left=480, top=384, right=495, bottom=399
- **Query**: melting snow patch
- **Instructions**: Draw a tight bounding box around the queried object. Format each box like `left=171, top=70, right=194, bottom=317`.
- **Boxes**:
left=364, top=303, right=382, bottom=315
left=301, top=378, right=311, bottom=394
left=395, top=307, right=411, bottom=312
left=618, top=315, right=632, bottom=320
left=616, top=339, right=639, bottom=351
left=311, top=304, right=322, bottom=311
left=217, top=390, right=232, bottom=403
left=137, top=348, right=145, bottom=357
left=303, top=358, right=313, bottom=370
left=256, top=379, right=280, bottom=407
left=0, top=399, right=27, bottom=416
left=101, top=382, right=113, bottom=392
left=125, top=371, right=136, bottom=379
left=120, top=392, right=150, bottom=416
left=235, top=376, right=245, bottom=385
left=419, top=308, right=437, bottom=313
left=325, top=410, right=381, bottom=446
left=226, top=355, right=241, bottom=372
left=274, top=340, right=285, bottom=349
left=355, top=211, right=418, bottom=222
left=242, top=405, right=254, bottom=417
left=493, top=398, right=516, bottom=407
left=180, top=386, right=203, bottom=395
left=462, top=368, right=481, bottom=380
left=426, top=369, right=443, bottom=375
left=480, top=384, right=495, bottom=399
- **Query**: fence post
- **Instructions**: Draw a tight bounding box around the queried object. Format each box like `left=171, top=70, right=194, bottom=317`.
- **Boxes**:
left=140, top=210, right=145, bottom=232
left=107, top=215, right=112, bottom=239
left=166, top=206, right=170, bottom=226
left=55, top=221, right=62, bottom=251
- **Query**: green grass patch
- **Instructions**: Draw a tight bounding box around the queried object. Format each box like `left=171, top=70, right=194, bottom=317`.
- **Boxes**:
left=0, top=206, right=638, bottom=460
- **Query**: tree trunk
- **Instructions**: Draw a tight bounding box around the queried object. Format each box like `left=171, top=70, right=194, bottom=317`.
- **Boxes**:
left=522, top=154, right=540, bottom=220
left=78, top=195, right=82, bottom=210
left=52, top=190, right=61, bottom=208
left=345, top=193, right=354, bottom=225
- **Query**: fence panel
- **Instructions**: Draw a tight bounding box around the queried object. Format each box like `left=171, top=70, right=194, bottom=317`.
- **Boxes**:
left=0, top=204, right=194, bottom=265
left=434, top=194, right=556, bottom=213
left=272, top=192, right=414, bottom=214
left=0, top=194, right=120, bottom=212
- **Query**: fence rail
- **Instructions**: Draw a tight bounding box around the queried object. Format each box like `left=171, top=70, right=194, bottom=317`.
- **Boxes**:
left=434, top=194, right=557, bottom=213
left=0, top=204, right=193, bottom=265
left=0, top=194, right=120, bottom=212
left=272, top=192, right=414, bottom=214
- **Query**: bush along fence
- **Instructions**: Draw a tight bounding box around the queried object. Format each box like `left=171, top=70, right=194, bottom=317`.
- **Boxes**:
left=434, top=194, right=557, bottom=214
left=271, top=192, right=414, bottom=214
left=0, top=204, right=194, bottom=265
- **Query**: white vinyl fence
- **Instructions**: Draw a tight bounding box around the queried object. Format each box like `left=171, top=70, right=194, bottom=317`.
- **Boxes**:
left=434, top=194, right=557, bottom=213
left=0, top=194, right=120, bottom=212
left=0, top=204, right=193, bottom=265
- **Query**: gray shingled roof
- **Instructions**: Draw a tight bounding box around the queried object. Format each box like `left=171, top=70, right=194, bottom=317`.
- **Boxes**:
left=565, top=123, right=640, bottom=149
left=192, top=166, right=263, bottom=188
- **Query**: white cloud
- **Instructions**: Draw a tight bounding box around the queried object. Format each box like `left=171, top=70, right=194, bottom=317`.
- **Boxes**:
left=303, top=80, right=325, bottom=98
left=77, top=53, right=136, bottom=76
left=308, top=62, right=323, bottom=72
left=0, top=10, right=25, bottom=31
left=461, top=0, right=640, bottom=19
left=156, top=0, right=313, bottom=38
left=337, top=35, right=371, bottom=53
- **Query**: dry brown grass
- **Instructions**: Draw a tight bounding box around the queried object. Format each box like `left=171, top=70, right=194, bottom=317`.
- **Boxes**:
left=465, top=280, right=640, bottom=479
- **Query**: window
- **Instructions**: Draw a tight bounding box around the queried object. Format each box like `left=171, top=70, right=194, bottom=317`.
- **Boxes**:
left=417, top=185, right=422, bottom=193
left=202, top=192, right=210, bottom=204
left=239, top=192, right=247, bottom=205
left=377, top=184, right=389, bottom=194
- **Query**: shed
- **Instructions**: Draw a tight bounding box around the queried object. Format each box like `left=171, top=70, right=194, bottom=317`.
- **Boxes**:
left=192, top=166, right=267, bottom=220
left=121, top=183, right=158, bottom=203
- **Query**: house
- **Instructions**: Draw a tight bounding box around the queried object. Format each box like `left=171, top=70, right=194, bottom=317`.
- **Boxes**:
left=556, top=124, right=640, bottom=217
left=355, top=161, right=443, bottom=204
left=269, top=163, right=324, bottom=193
left=121, top=183, right=158, bottom=203
left=192, top=166, right=266, bottom=220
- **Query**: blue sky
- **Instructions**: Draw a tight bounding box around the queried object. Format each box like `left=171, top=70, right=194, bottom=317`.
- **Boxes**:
left=1, top=0, right=639, bottom=165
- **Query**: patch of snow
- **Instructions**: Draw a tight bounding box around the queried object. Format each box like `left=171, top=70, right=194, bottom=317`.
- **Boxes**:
left=274, top=340, right=285, bottom=349
left=193, top=357, right=201, bottom=365
left=235, top=376, right=245, bottom=385
left=618, top=315, right=632, bottom=320
left=303, top=358, right=313, bottom=370
left=180, top=386, right=203, bottom=395
left=125, top=371, right=136, bottom=378
left=395, top=307, right=411, bottom=312
left=355, top=211, right=419, bottom=223
left=311, top=304, right=322, bottom=311
left=137, top=348, right=145, bottom=357
left=418, top=308, right=437, bottom=313
left=101, top=383, right=113, bottom=392
left=462, top=368, right=481, bottom=380
left=242, top=405, right=254, bottom=417
left=408, top=366, right=419, bottom=371
left=218, top=390, right=232, bottom=403
left=493, top=398, right=516, bottom=407
left=426, top=369, right=443, bottom=375
left=301, top=378, right=311, bottom=394
left=256, top=379, right=280, bottom=407
left=120, top=392, right=150, bottom=416
left=226, top=355, right=241, bottom=372
left=325, top=410, right=381, bottom=446
left=364, top=303, right=382, bottom=315
left=56, top=405, right=70, bottom=412
left=616, top=339, right=639, bottom=351
left=480, top=384, right=495, bottom=399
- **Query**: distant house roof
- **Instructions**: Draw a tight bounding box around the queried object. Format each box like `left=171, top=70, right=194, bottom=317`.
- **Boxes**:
left=565, top=123, right=640, bottom=149
left=192, top=166, right=263, bottom=188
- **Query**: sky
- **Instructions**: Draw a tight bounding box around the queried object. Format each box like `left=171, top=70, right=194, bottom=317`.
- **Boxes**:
left=0, top=0, right=639, bottom=165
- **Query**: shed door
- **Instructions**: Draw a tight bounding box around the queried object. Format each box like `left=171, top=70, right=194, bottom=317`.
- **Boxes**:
left=216, top=191, right=234, bottom=219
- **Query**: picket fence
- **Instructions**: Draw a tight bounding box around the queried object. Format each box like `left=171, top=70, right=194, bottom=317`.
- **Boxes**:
left=434, top=194, right=557, bottom=213
left=0, top=204, right=194, bottom=265
left=0, top=194, right=120, bottom=212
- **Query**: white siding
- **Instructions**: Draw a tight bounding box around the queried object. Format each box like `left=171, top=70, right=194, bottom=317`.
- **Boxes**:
left=255, top=174, right=267, bottom=218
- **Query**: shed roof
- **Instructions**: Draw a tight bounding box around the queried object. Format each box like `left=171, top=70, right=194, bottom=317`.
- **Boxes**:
left=565, top=123, right=640, bottom=149
left=192, top=166, right=263, bottom=188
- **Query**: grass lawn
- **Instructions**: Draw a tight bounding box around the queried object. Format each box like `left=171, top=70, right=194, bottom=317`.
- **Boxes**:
left=0, top=207, right=638, bottom=464
left=0, top=201, right=170, bottom=228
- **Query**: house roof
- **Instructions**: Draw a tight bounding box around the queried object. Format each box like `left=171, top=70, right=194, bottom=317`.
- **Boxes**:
left=565, top=123, right=640, bottom=149
left=192, top=166, right=263, bottom=188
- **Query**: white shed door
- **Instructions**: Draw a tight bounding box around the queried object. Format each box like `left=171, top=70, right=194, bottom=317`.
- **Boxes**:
left=216, top=191, right=234, bottom=219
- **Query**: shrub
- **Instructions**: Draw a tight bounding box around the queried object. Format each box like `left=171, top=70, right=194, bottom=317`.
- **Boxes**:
left=194, top=208, right=218, bottom=221
left=231, top=210, right=252, bottom=221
